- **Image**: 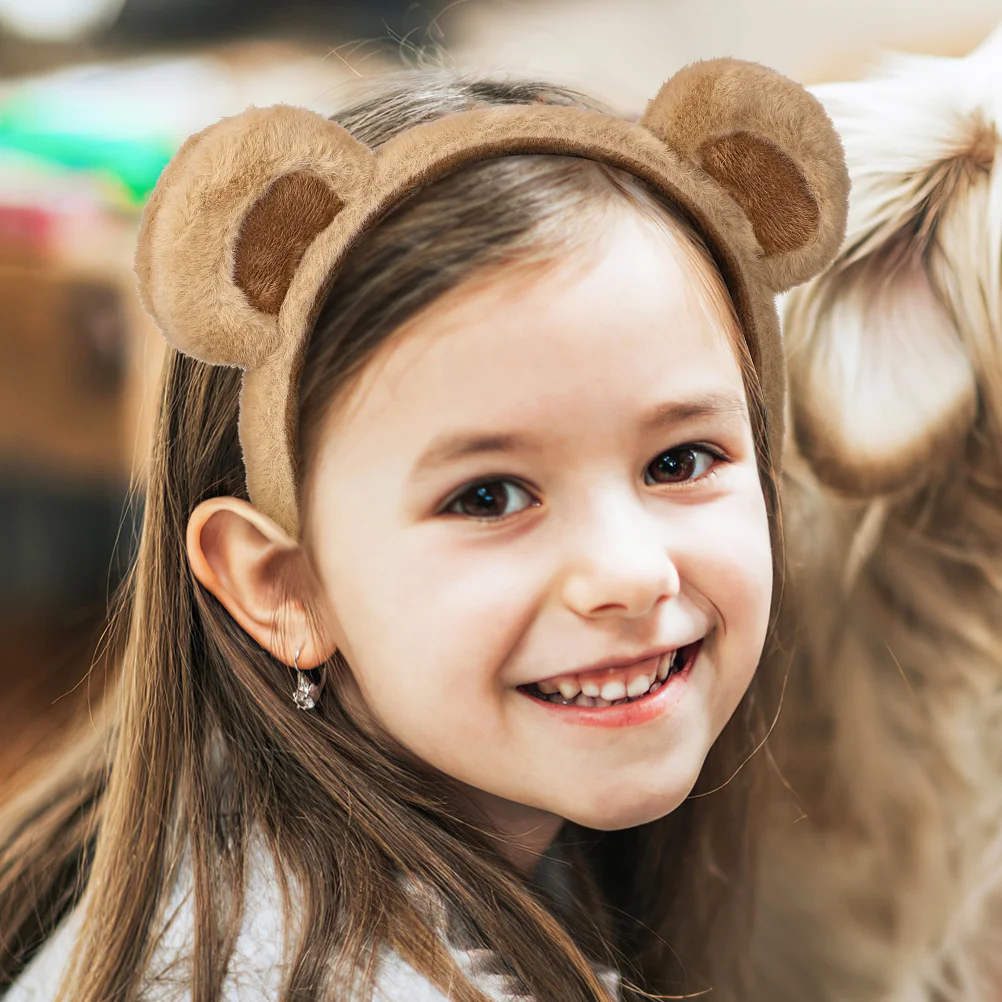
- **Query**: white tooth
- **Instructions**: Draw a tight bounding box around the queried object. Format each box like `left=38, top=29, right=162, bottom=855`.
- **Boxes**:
left=600, top=679, right=627, bottom=701
left=537, top=680, right=559, bottom=694
left=580, top=679, right=601, bottom=697
left=649, top=681, right=662, bottom=693
left=592, top=697, right=611, bottom=708
left=558, top=679, right=581, bottom=700
left=656, top=654, right=671, bottom=681
left=574, top=694, right=596, bottom=708
left=626, top=674, right=653, bottom=698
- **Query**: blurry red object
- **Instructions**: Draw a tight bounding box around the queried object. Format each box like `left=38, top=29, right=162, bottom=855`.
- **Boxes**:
left=0, top=205, right=52, bottom=263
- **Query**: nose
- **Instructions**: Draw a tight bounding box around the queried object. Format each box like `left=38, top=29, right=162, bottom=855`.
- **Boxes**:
left=559, top=492, right=681, bottom=620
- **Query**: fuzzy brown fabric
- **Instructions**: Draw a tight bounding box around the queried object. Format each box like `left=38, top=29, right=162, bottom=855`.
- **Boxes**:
left=698, top=132, right=820, bottom=255
left=234, top=172, right=344, bottom=316
left=136, top=58, right=849, bottom=538
left=642, top=58, right=849, bottom=293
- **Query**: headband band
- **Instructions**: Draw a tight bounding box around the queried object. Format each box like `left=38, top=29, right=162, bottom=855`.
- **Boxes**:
left=136, top=58, right=849, bottom=538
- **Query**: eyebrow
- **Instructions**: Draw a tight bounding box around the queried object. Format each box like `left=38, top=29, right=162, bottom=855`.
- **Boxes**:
left=414, top=432, right=535, bottom=475
left=413, top=390, right=748, bottom=474
left=639, top=391, right=749, bottom=431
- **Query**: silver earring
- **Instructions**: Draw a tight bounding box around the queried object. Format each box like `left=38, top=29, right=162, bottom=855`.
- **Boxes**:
left=292, top=647, right=327, bottom=710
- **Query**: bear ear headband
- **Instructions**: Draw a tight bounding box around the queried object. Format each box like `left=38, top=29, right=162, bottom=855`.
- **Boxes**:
left=136, top=58, right=850, bottom=539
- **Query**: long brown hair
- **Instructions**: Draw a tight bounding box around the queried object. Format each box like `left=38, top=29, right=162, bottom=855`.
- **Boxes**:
left=0, top=72, right=782, bottom=1002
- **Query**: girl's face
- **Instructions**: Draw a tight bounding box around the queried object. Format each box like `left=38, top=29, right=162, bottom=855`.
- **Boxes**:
left=304, top=212, right=773, bottom=839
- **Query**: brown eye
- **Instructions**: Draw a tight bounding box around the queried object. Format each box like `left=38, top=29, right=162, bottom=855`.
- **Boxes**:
left=645, top=446, right=716, bottom=485
left=447, top=480, right=535, bottom=520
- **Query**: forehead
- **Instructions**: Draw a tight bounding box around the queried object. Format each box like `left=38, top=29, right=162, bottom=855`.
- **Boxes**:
left=327, top=212, right=746, bottom=443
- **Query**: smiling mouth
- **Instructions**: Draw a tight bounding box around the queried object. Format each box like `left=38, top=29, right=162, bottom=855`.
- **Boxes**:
left=520, top=642, right=701, bottom=709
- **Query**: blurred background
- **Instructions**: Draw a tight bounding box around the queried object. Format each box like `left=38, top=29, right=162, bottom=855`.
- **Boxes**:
left=1, top=0, right=998, bottom=783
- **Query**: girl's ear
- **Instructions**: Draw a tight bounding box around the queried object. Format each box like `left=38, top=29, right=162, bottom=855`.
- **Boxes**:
left=186, top=496, right=331, bottom=669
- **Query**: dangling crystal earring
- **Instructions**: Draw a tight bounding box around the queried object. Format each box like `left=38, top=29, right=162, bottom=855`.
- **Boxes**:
left=292, top=647, right=327, bottom=710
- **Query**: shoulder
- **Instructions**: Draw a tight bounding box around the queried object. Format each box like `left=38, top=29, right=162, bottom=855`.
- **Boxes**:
left=3, top=843, right=287, bottom=1002
left=3, top=845, right=527, bottom=1002
left=4, top=908, right=83, bottom=1002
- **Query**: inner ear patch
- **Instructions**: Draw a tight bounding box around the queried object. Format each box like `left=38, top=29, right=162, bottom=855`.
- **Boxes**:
left=698, top=131, right=820, bottom=256
left=234, top=171, right=343, bottom=316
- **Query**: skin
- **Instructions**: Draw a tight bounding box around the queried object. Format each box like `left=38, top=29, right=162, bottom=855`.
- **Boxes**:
left=188, top=211, right=773, bottom=872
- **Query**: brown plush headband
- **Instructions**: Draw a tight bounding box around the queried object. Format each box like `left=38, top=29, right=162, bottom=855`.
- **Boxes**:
left=136, top=58, right=849, bottom=539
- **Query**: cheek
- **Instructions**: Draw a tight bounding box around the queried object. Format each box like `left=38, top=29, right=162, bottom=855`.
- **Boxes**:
left=315, top=523, right=542, bottom=725
left=682, top=483, right=774, bottom=717
left=701, top=502, right=773, bottom=632
left=692, top=466, right=772, bottom=605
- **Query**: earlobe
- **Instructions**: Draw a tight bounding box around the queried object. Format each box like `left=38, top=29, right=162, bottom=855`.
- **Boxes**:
left=186, top=497, right=329, bottom=668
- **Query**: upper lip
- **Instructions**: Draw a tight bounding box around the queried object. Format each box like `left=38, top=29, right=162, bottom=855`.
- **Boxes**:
left=575, top=644, right=684, bottom=675
left=529, top=640, right=701, bottom=685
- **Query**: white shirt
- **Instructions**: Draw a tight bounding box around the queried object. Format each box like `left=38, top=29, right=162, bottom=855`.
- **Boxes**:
left=8, top=843, right=619, bottom=1001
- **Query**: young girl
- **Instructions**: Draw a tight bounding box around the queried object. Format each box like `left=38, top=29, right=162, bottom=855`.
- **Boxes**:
left=0, top=62, right=848, bottom=1001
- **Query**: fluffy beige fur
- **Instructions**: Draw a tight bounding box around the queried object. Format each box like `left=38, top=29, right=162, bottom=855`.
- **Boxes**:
left=135, top=57, right=849, bottom=539
left=752, top=27, right=1002, bottom=1002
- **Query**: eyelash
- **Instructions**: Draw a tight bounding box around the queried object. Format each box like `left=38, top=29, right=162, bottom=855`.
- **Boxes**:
left=643, top=443, right=729, bottom=487
left=440, top=443, right=729, bottom=522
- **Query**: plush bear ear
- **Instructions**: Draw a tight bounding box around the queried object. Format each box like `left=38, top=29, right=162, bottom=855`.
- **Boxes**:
left=781, top=57, right=996, bottom=497
left=136, top=104, right=376, bottom=372
left=784, top=252, right=977, bottom=497
left=641, top=58, right=849, bottom=293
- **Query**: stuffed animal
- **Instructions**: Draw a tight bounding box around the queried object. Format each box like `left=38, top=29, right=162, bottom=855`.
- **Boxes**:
left=753, top=26, right=1002, bottom=1002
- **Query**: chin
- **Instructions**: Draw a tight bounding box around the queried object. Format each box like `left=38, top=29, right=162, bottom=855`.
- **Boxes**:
left=556, top=783, right=693, bottom=832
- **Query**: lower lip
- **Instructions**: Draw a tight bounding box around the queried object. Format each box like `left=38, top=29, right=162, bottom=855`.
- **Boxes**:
left=520, top=641, right=701, bottom=729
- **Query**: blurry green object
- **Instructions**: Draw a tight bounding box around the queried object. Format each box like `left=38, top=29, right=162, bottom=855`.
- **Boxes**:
left=0, top=91, right=174, bottom=207
left=0, top=53, right=341, bottom=211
